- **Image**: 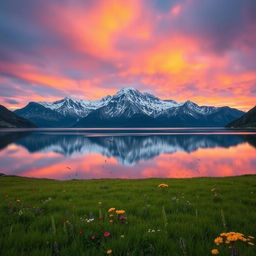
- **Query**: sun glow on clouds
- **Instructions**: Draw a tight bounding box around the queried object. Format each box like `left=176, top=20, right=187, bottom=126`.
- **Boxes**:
left=45, top=0, right=140, bottom=59
left=0, top=0, right=255, bottom=110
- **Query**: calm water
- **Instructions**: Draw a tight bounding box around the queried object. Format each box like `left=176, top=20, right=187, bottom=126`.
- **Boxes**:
left=0, top=128, right=256, bottom=180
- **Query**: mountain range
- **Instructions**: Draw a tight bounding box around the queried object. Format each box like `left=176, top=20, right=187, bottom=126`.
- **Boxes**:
left=13, top=88, right=244, bottom=127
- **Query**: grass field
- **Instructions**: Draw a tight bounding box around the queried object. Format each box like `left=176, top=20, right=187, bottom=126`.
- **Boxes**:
left=0, top=175, right=255, bottom=256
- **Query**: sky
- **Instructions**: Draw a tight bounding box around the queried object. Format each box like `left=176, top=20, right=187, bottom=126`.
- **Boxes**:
left=0, top=0, right=256, bottom=111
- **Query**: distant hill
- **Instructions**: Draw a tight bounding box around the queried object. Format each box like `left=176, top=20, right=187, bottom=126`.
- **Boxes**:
left=0, top=104, right=36, bottom=128
left=226, top=106, right=256, bottom=128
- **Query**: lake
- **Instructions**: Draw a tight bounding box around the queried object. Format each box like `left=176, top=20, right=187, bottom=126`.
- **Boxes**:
left=0, top=128, right=255, bottom=180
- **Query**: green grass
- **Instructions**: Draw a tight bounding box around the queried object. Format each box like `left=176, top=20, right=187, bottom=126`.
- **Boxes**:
left=0, top=176, right=256, bottom=256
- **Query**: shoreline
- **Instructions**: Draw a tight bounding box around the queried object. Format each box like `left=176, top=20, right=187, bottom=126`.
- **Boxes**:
left=1, top=173, right=255, bottom=181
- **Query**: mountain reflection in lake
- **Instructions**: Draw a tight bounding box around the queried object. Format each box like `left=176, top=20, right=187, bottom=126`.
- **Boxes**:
left=0, top=129, right=255, bottom=179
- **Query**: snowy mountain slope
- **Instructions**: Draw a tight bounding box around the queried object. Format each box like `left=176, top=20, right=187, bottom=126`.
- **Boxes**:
left=39, top=96, right=111, bottom=119
left=108, top=88, right=182, bottom=117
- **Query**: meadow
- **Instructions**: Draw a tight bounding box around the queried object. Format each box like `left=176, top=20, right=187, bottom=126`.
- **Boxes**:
left=0, top=175, right=255, bottom=256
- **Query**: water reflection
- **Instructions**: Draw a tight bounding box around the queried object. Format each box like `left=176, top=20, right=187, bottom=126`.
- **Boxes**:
left=16, top=134, right=245, bottom=165
left=0, top=130, right=255, bottom=179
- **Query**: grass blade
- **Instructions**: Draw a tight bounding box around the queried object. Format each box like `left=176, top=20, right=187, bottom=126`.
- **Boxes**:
left=162, top=206, right=168, bottom=228
left=51, top=215, right=56, bottom=236
left=221, top=209, right=227, bottom=231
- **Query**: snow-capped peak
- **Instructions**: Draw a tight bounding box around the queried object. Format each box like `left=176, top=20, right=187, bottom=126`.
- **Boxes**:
left=115, top=88, right=157, bottom=100
left=180, top=100, right=218, bottom=115
left=116, top=87, right=138, bottom=94
left=39, top=96, right=111, bottom=118
left=97, top=87, right=182, bottom=118
left=114, top=88, right=143, bottom=100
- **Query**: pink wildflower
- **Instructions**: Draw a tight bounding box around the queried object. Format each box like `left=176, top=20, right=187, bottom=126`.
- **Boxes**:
left=104, top=232, right=111, bottom=237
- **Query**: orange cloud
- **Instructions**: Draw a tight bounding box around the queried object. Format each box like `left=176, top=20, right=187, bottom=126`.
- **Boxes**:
left=0, top=62, right=77, bottom=89
left=44, top=0, right=141, bottom=59
left=125, top=36, right=198, bottom=75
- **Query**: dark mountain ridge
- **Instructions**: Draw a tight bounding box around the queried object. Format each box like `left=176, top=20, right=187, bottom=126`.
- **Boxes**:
left=14, top=102, right=76, bottom=127
left=226, top=106, right=256, bottom=128
left=0, top=104, right=36, bottom=128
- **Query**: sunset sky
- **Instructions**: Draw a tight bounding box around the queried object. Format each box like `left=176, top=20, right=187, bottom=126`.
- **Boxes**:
left=0, top=0, right=255, bottom=111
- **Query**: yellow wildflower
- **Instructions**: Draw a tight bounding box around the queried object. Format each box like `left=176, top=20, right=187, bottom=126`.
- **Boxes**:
left=214, top=237, right=223, bottom=245
left=213, top=231, right=254, bottom=252
left=211, top=249, right=219, bottom=255
left=116, top=210, right=125, bottom=215
left=108, top=208, right=115, bottom=213
left=98, top=202, right=102, bottom=205
left=109, top=220, right=113, bottom=223
left=158, top=183, right=168, bottom=188
left=106, top=249, right=112, bottom=254
left=227, top=235, right=238, bottom=242
left=109, top=214, right=114, bottom=217
left=120, top=235, right=125, bottom=238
